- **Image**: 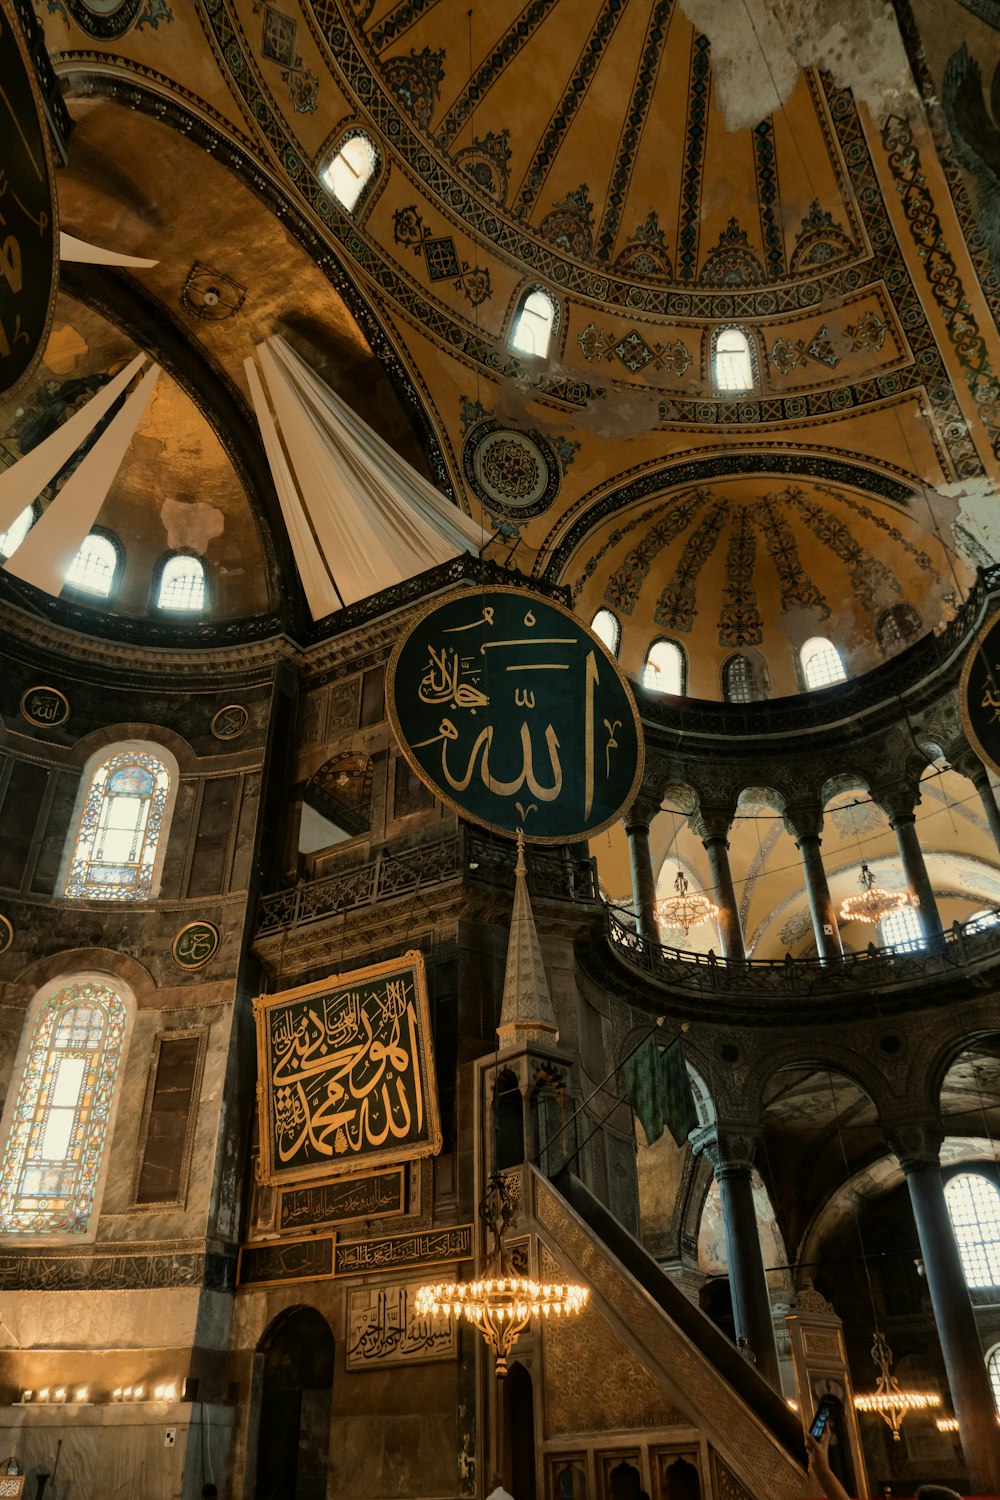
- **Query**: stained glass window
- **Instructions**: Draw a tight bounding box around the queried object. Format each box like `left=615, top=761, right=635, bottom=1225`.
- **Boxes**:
left=0, top=978, right=127, bottom=1234
left=945, top=1173, right=1000, bottom=1288
left=157, top=554, right=206, bottom=612
left=65, top=750, right=171, bottom=901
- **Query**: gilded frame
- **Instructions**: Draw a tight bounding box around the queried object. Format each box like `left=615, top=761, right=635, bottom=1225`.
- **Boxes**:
left=253, top=950, right=442, bottom=1186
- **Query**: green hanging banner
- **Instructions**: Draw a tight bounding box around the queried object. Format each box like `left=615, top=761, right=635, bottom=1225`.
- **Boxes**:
left=960, top=612, right=1000, bottom=778
left=387, top=586, right=644, bottom=844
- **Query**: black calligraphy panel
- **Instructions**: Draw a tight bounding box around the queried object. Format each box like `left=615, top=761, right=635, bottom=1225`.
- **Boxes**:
left=254, top=951, right=442, bottom=1186
left=237, top=1236, right=334, bottom=1287
left=278, top=1169, right=406, bottom=1231
left=333, top=1224, right=472, bottom=1277
left=0, top=0, right=57, bottom=396
left=388, top=587, right=644, bottom=843
left=962, top=615, right=1000, bottom=778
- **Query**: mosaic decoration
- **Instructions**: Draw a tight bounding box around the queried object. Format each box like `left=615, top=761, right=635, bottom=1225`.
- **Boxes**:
left=677, top=31, right=711, bottom=281
left=578, top=323, right=691, bottom=377
left=603, top=489, right=711, bottom=615
left=789, top=200, right=855, bottom=276
left=383, top=46, right=444, bottom=127
left=237, top=1235, right=333, bottom=1286
left=454, top=130, right=512, bottom=204
left=753, top=119, right=785, bottom=280
left=253, top=951, right=442, bottom=1185
left=538, top=185, right=595, bottom=259
left=462, top=421, right=562, bottom=521
left=0, top=980, right=127, bottom=1234
left=941, top=42, right=1000, bottom=276
left=368, top=0, right=433, bottom=51
left=181, top=263, right=247, bottom=322
left=392, top=204, right=492, bottom=305
left=278, top=1167, right=406, bottom=1231
left=0, top=1244, right=232, bottom=1292
left=346, top=1281, right=456, bottom=1368
left=211, top=702, right=250, bottom=739
left=757, top=497, right=829, bottom=617
left=306, top=751, right=373, bottom=835
left=785, top=490, right=899, bottom=612
left=63, top=0, right=145, bottom=38
left=435, top=0, right=558, bottom=147
left=597, top=0, right=675, bottom=261
left=846, top=310, right=888, bottom=353
left=718, top=508, right=762, bottom=647
left=20, top=686, right=69, bottom=729
left=613, top=210, right=674, bottom=280
left=333, top=1222, right=472, bottom=1275
left=65, top=751, right=170, bottom=902
left=653, top=497, right=730, bottom=630
left=388, top=587, right=644, bottom=843
left=261, top=4, right=295, bottom=64
left=699, top=218, right=765, bottom=287
left=171, top=921, right=221, bottom=971
left=0, top=914, right=12, bottom=954
left=768, top=323, right=841, bottom=376
left=819, top=487, right=934, bottom=573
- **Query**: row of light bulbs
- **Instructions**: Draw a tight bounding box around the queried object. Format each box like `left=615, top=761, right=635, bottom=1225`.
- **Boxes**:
left=20, top=1383, right=177, bottom=1404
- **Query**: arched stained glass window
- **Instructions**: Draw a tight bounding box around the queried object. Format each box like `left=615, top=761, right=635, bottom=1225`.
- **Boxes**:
left=65, top=750, right=171, bottom=901
left=157, top=554, right=206, bottom=613
left=320, top=132, right=378, bottom=213
left=0, top=504, right=35, bottom=560
left=66, top=532, right=119, bottom=599
left=510, top=288, right=558, bottom=358
left=590, top=607, right=621, bottom=656
left=801, top=636, right=847, bottom=690
left=712, top=327, right=755, bottom=395
left=945, top=1173, right=1000, bottom=1288
left=878, top=904, right=924, bottom=953
left=643, top=638, right=685, bottom=695
left=0, top=978, right=128, bottom=1234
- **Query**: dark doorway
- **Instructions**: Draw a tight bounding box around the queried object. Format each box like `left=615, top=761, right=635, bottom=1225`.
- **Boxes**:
left=494, top=1069, right=524, bottom=1170
left=253, top=1306, right=334, bottom=1500
left=503, top=1360, right=537, bottom=1500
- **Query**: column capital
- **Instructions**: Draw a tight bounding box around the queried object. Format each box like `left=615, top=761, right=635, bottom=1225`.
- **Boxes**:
left=884, top=1117, right=944, bottom=1172
left=624, top=792, right=661, bottom=832
left=948, top=744, right=990, bottom=788
left=690, top=802, right=737, bottom=844
left=690, top=1123, right=760, bottom=1175
left=782, top=798, right=824, bottom=843
left=871, top=778, right=921, bottom=825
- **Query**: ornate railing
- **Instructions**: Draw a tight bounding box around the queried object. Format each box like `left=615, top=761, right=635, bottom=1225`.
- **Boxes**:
left=255, top=826, right=598, bottom=935
left=604, top=906, right=1000, bottom=1000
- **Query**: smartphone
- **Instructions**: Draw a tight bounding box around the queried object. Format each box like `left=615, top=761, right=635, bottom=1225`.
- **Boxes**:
left=809, top=1395, right=838, bottom=1440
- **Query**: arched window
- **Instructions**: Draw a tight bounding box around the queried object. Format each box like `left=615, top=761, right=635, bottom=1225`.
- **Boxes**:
left=0, top=976, right=128, bottom=1234
left=801, top=636, right=847, bottom=690
left=320, top=131, right=378, bottom=213
left=967, top=908, right=1000, bottom=935
left=988, top=1345, right=1000, bottom=1413
left=722, top=654, right=761, bottom=703
left=509, top=288, right=558, bottom=358
left=712, top=326, right=755, bottom=395
left=66, top=532, right=119, bottom=599
left=945, top=1173, right=1000, bottom=1287
left=64, top=746, right=173, bottom=901
left=878, top=903, right=924, bottom=953
left=876, top=603, right=922, bottom=652
left=0, top=503, right=35, bottom=560
left=157, top=554, right=206, bottom=613
left=590, top=607, right=621, bottom=656
left=643, top=638, right=685, bottom=695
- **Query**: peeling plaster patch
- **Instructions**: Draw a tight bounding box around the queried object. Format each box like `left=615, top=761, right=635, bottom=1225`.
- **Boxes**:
left=160, top=497, right=225, bottom=552
left=940, top=476, right=1000, bottom=566
left=43, top=323, right=89, bottom=375
left=678, top=0, right=916, bottom=131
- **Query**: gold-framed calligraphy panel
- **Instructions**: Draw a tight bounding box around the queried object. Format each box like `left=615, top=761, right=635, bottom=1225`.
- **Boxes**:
left=345, top=1280, right=457, bottom=1369
left=961, top=613, right=1000, bottom=778
left=387, top=586, right=644, bottom=845
left=254, top=951, right=442, bottom=1186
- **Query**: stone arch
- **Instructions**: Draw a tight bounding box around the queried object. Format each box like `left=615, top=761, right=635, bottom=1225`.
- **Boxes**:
left=251, top=1304, right=335, bottom=1500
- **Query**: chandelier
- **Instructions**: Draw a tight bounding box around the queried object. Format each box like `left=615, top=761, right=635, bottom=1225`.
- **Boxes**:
left=654, top=868, right=719, bottom=936
left=853, top=1330, right=940, bottom=1439
left=414, top=1171, right=588, bottom=1377
left=839, top=863, right=911, bottom=925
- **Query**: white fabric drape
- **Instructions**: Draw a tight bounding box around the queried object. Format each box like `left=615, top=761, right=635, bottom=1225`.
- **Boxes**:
left=59, top=233, right=158, bottom=269
left=0, top=353, right=147, bottom=537
left=4, top=364, right=161, bottom=595
left=251, top=335, right=481, bottom=618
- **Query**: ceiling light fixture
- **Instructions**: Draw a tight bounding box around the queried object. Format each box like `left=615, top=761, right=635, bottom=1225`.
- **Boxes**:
left=654, top=868, right=719, bottom=936
left=853, top=1330, right=940, bottom=1439
left=839, top=863, right=911, bottom=924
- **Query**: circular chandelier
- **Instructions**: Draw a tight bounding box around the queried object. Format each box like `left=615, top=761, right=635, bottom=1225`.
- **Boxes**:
left=415, top=1172, right=588, bottom=1377
left=853, top=1330, right=939, bottom=1440
left=839, top=862, right=911, bottom=925
left=654, top=868, right=719, bottom=936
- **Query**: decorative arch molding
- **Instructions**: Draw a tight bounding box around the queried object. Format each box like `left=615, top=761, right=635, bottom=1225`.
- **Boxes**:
left=65, top=722, right=199, bottom=774
left=58, top=71, right=456, bottom=508
left=535, top=447, right=920, bottom=587
left=7, top=948, right=158, bottom=1005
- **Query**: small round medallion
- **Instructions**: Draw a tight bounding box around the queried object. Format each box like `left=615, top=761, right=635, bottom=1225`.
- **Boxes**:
left=462, top=421, right=560, bottom=521
left=172, top=921, right=221, bottom=971
left=0, top=915, right=13, bottom=955
left=64, top=0, right=145, bottom=39
left=20, top=685, right=70, bottom=729
left=211, top=704, right=249, bottom=740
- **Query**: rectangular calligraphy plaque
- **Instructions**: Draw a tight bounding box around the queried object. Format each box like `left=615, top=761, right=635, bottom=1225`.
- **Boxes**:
left=346, top=1281, right=457, bottom=1369
left=278, top=1168, right=407, bottom=1232
left=334, top=1224, right=472, bottom=1277
left=237, top=1235, right=334, bottom=1288
left=254, top=951, right=442, bottom=1186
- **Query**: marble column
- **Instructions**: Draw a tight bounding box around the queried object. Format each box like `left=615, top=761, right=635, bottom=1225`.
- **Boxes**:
left=873, top=781, right=944, bottom=947
left=886, top=1121, right=1000, bottom=1497
left=693, top=806, right=745, bottom=960
left=951, top=746, right=1000, bottom=860
left=783, top=801, right=843, bottom=960
left=693, top=1126, right=780, bottom=1389
left=624, top=797, right=660, bottom=947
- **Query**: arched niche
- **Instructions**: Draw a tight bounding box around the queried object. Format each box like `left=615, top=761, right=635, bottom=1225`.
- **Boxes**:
left=502, top=1360, right=537, bottom=1500
left=253, top=1305, right=334, bottom=1500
